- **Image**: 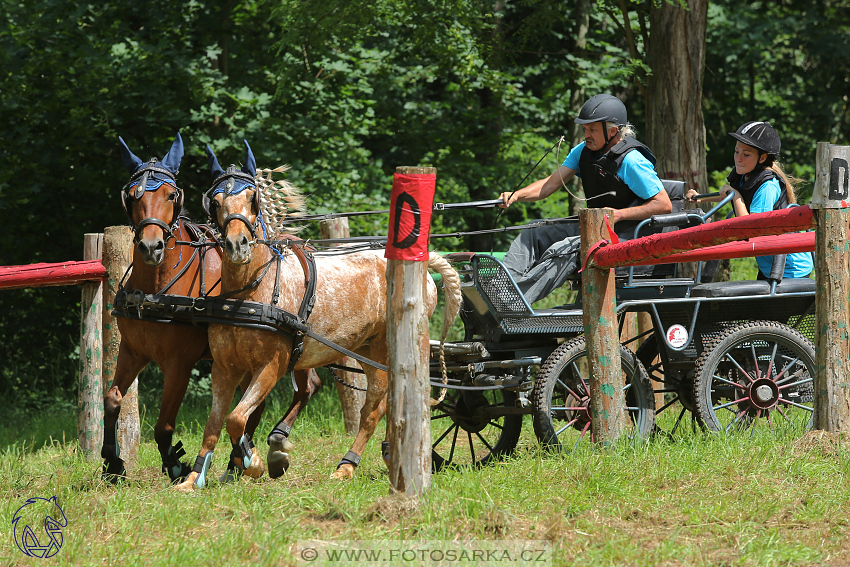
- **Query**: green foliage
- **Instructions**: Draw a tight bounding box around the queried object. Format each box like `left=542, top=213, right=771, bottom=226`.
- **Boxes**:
left=704, top=0, right=850, bottom=191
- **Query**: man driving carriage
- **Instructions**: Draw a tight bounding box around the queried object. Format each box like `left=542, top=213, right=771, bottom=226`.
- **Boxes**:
left=498, top=94, right=672, bottom=304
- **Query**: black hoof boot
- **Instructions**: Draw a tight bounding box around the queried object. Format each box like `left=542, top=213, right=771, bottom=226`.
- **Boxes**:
left=160, top=441, right=190, bottom=482
left=101, top=446, right=127, bottom=484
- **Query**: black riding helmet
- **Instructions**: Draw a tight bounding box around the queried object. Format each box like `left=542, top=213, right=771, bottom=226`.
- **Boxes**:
left=575, top=94, right=628, bottom=146
left=728, top=121, right=781, bottom=156
left=574, top=94, right=628, bottom=126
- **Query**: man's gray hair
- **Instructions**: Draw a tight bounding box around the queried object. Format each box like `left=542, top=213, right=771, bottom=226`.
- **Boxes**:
left=606, top=122, right=636, bottom=140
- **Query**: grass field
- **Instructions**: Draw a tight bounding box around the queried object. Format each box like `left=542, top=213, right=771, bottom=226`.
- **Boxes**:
left=2, top=373, right=849, bottom=567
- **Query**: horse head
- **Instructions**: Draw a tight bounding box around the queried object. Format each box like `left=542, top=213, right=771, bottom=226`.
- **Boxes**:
left=118, top=134, right=185, bottom=266
left=203, top=140, right=261, bottom=265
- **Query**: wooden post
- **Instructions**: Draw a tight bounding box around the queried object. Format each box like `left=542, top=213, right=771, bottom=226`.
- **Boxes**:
left=101, top=226, right=141, bottom=464
left=580, top=208, right=624, bottom=444
left=812, top=142, right=850, bottom=432
left=320, top=217, right=366, bottom=435
left=386, top=166, right=436, bottom=496
left=79, top=233, right=104, bottom=460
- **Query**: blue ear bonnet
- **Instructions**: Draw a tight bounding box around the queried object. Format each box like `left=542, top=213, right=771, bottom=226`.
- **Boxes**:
left=118, top=133, right=185, bottom=225
left=202, top=140, right=264, bottom=236
left=204, top=140, right=257, bottom=200
left=119, top=134, right=183, bottom=198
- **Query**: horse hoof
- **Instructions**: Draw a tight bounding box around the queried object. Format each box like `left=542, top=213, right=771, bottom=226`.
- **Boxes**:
left=267, top=434, right=294, bottom=479
left=243, top=453, right=266, bottom=479
left=219, top=467, right=241, bottom=484
left=101, top=460, right=127, bottom=484
left=267, top=450, right=290, bottom=479
left=331, top=463, right=355, bottom=480
left=164, top=462, right=192, bottom=483
left=174, top=472, right=199, bottom=493
left=174, top=480, right=196, bottom=493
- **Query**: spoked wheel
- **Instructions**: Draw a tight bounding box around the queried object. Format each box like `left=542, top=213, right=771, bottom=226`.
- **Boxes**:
left=693, top=321, right=815, bottom=433
left=430, top=387, right=523, bottom=471
left=531, top=336, right=655, bottom=450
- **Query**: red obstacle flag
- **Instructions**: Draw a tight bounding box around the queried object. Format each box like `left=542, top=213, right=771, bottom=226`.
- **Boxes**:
left=385, top=172, right=436, bottom=261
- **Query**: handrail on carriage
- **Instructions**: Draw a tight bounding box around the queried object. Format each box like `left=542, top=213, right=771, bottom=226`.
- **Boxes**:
left=626, top=190, right=737, bottom=286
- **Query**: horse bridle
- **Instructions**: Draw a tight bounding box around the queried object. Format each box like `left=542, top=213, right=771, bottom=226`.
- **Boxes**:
left=122, top=158, right=184, bottom=243
left=202, top=165, right=262, bottom=240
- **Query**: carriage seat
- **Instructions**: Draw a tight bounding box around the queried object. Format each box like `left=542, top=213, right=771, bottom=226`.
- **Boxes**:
left=688, top=277, right=815, bottom=298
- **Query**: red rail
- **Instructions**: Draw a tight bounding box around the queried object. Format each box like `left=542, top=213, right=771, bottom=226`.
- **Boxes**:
left=0, top=260, right=107, bottom=290
left=591, top=205, right=816, bottom=269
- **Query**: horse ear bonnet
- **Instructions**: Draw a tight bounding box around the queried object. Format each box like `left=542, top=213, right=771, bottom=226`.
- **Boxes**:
left=118, top=136, right=144, bottom=174
left=160, top=133, right=184, bottom=174
left=204, top=144, right=225, bottom=224
left=118, top=136, right=144, bottom=220
left=119, top=134, right=184, bottom=224
left=242, top=140, right=259, bottom=213
left=161, top=133, right=184, bottom=220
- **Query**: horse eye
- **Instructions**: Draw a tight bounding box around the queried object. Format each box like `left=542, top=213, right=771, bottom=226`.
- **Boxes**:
left=167, top=192, right=177, bottom=201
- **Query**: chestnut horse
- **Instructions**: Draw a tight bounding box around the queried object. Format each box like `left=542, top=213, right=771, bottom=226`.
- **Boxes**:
left=104, top=134, right=321, bottom=482
left=175, top=141, right=461, bottom=490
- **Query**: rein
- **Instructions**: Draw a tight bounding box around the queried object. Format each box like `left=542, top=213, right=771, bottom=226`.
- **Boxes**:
left=113, top=218, right=222, bottom=323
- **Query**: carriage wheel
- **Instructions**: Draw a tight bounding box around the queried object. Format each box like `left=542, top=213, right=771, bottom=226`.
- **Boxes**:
left=531, top=336, right=655, bottom=450
left=430, top=387, right=523, bottom=471
left=692, top=321, right=815, bottom=433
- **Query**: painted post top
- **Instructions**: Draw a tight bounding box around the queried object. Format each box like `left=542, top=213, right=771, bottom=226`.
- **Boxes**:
left=811, top=142, right=850, bottom=210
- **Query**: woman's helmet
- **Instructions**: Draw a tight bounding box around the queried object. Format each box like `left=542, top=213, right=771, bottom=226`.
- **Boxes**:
left=728, top=121, right=781, bottom=156
left=574, top=94, right=628, bottom=126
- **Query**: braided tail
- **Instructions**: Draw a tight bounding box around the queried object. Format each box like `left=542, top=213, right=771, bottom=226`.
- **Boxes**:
left=427, top=252, right=462, bottom=405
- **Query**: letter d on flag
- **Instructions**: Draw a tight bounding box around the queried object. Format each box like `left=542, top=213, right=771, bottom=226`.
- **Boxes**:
left=386, top=169, right=436, bottom=261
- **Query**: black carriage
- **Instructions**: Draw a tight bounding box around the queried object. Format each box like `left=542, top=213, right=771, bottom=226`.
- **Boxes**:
left=428, top=182, right=817, bottom=469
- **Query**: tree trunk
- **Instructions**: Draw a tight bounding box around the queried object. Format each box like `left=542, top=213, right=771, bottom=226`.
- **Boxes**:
left=646, top=0, right=709, bottom=281
left=567, top=0, right=592, bottom=216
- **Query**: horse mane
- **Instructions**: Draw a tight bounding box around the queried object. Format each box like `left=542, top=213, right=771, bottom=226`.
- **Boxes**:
left=255, top=165, right=307, bottom=238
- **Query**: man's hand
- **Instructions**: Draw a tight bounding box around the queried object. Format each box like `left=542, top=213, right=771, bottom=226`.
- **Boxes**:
left=498, top=192, right=516, bottom=208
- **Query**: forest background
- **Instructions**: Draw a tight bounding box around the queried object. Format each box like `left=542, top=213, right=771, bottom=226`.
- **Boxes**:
left=0, top=0, right=848, bottom=406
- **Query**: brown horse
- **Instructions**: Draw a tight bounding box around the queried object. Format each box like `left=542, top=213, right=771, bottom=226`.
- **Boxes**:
left=104, top=135, right=322, bottom=482
left=175, top=141, right=461, bottom=490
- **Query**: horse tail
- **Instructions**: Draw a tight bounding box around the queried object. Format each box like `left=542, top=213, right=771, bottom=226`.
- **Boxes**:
left=427, top=252, right=461, bottom=341
left=428, top=252, right=462, bottom=405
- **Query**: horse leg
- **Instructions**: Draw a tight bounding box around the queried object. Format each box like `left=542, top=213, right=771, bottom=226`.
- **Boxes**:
left=220, top=387, right=267, bottom=484
left=174, top=361, right=241, bottom=492
left=154, top=358, right=195, bottom=482
left=224, top=362, right=285, bottom=481
left=332, top=360, right=388, bottom=480
left=102, top=342, right=149, bottom=483
left=267, top=368, right=322, bottom=479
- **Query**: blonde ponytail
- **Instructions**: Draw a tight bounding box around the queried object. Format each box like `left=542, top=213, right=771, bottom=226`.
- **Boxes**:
left=767, top=161, right=803, bottom=205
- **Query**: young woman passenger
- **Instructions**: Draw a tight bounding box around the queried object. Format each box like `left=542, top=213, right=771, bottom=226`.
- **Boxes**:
left=685, top=121, right=813, bottom=280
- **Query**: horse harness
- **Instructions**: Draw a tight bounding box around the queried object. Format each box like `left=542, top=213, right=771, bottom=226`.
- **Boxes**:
left=113, top=238, right=389, bottom=374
